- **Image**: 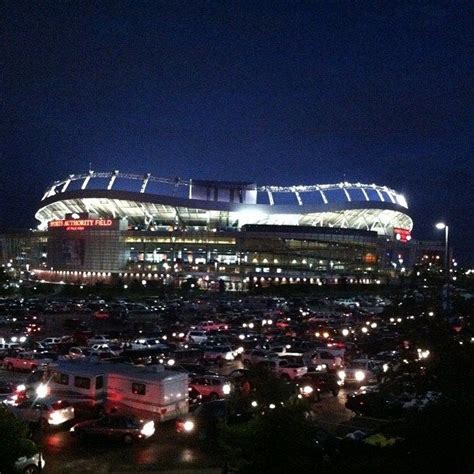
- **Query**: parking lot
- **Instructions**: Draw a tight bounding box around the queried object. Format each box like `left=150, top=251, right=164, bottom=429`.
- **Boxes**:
left=1, top=289, right=470, bottom=473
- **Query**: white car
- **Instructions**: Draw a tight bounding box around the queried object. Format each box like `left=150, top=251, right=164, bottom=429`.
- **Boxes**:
left=305, top=350, right=343, bottom=368
left=258, top=358, right=308, bottom=380
left=242, top=349, right=279, bottom=366
left=340, top=359, right=381, bottom=385
left=9, top=397, right=75, bottom=427
left=186, top=330, right=208, bottom=344
left=130, top=338, right=165, bottom=350
left=39, top=337, right=62, bottom=347
left=87, top=335, right=111, bottom=346
left=14, top=453, right=45, bottom=473
left=68, top=347, right=89, bottom=359
left=202, top=346, right=236, bottom=363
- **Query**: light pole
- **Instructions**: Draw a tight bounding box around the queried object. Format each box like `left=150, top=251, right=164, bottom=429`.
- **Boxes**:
left=435, top=222, right=450, bottom=313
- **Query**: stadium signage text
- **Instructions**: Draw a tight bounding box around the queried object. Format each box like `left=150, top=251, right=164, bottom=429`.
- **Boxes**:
left=393, top=227, right=412, bottom=243
left=49, top=219, right=115, bottom=231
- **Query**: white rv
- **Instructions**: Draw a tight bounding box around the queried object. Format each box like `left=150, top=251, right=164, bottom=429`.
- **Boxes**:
left=47, top=361, right=188, bottom=422
left=105, top=365, right=189, bottom=421
left=47, top=361, right=107, bottom=415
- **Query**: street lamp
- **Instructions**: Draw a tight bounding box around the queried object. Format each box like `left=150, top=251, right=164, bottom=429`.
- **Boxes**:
left=435, top=222, right=450, bottom=313
left=435, top=223, right=449, bottom=276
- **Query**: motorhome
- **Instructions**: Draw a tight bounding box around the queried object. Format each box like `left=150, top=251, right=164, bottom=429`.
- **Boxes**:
left=47, top=361, right=107, bottom=415
left=46, top=360, right=188, bottom=421
left=105, top=365, right=188, bottom=421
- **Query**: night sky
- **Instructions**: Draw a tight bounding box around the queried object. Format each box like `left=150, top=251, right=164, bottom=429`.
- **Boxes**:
left=2, top=1, right=473, bottom=262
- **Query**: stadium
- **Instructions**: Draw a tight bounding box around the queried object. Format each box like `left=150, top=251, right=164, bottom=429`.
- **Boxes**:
left=12, top=171, right=415, bottom=289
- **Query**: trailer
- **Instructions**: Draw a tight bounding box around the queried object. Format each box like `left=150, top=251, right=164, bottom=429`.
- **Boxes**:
left=46, top=360, right=188, bottom=421
left=105, top=365, right=189, bottom=422
left=47, top=361, right=107, bottom=415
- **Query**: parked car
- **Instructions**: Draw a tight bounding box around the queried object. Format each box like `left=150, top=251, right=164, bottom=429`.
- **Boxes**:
left=87, top=335, right=111, bottom=346
left=242, top=349, right=279, bottom=366
left=172, top=363, right=218, bottom=377
left=305, top=350, right=343, bottom=369
left=345, top=387, right=404, bottom=417
left=295, top=371, right=341, bottom=401
left=189, top=376, right=232, bottom=400
left=202, top=346, right=236, bottom=363
left=176, top=400, right=253, bottom=439
left=341, top=359, right=381, bottom=385
left=196, top=321, right=229, bottom=332
left=257, top=358, right=308, bottom=380
left=186, top=330, right=208, bottom=344
left=70, top=414, right=155, bottom=443
left=13, top=452, right=45, bottom=473
left=0, top=381, right=17, bottom=403
left=130, top=338, right=165, bottom=350
left=8, top=397, right=75, bottom=428
left=38, top=337, right=62, bottom=347
left=4, top=352, right=54, bottom=372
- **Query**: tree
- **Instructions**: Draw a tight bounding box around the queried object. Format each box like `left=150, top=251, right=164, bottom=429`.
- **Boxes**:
left=220, top=402, right=320, bottom=473
left=0, top=405, right=37, bottom=473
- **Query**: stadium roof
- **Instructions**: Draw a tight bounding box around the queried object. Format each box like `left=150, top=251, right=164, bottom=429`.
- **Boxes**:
left=36, top=171, right=413, bottom=237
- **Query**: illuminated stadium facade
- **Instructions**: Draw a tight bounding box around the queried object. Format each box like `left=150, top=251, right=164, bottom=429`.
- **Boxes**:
left=6, top=171, right=416, bottom=289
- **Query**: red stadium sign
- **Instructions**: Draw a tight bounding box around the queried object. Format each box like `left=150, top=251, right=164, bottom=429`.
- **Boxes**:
left=48, top=219, right=115, bottom=231
left=394, top=228, right=412, bottom=243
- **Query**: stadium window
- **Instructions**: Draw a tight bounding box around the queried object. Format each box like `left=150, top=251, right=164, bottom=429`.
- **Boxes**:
left=132, top=382, right=146, bottom=395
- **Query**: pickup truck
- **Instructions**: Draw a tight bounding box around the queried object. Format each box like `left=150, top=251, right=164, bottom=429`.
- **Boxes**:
left=4, top=352, right=54, bottom=372
left=257, top=358, right=308, bottom=380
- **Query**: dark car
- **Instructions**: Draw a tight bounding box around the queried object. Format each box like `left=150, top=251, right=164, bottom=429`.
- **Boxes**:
left=176, top=400, right=254, bottom=439
left=70, top=415, right=155, bottom=443
left=0, top=381, right=16, bottom=402
left=345, top=388, right=403, bottom=417
left=309, top=427, right=341, bottom=460
left=173, top=363, right=218, bottom=377
left=296, top=371, right=341, bottom=401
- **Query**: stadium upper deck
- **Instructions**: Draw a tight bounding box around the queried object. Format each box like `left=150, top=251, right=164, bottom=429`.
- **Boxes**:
left=36, top=171, right=412, bottom=238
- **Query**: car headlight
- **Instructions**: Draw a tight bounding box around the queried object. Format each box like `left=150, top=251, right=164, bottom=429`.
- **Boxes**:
left=355, top=371, right=365, bottom=382
left=302, top=385, right=313, bottom=395
left=36, top=383, right=49, bottom=398
left=16, top=384, right=26, bottom=392
left=70, top=426, right=75, bottom=432
left=140, top=421, right=155, bottom=437
left=223, top=384, right=231, bottom=395
left=48, top=411, right=63, bottom=425
left=337, top=370, right=346, bottom=380
left=383, top=363, right=389, bottom=373
left=225, top=352, right=234, bottom=361
left=183, top=420, right=194, bottom=432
